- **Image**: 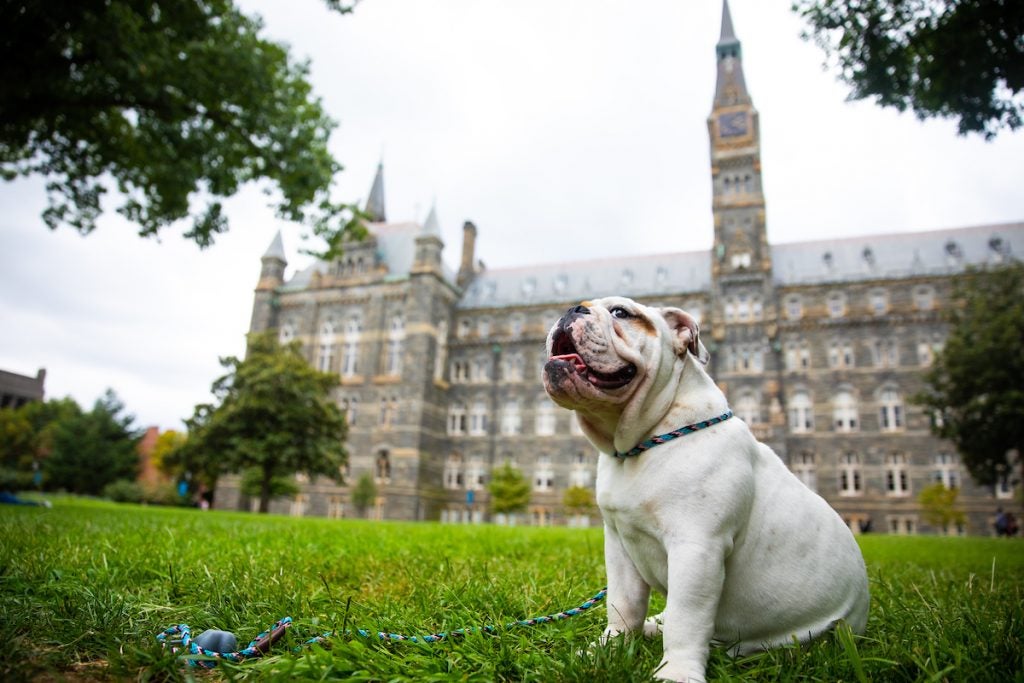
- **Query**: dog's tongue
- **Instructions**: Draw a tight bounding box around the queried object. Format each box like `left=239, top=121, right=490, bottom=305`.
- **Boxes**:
left=550, top=353, right=587, bottom=373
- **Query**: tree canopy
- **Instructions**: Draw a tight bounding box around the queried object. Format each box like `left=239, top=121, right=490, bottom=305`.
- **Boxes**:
left=44, top=390, right=142, bottom=495
left=185, top=332, right=348, bottom=512
left=915, top=262, right=1024, bottom=490
left=792, top=0, right=1024, bottom=138
left=0, top=0, right=363, bottom=256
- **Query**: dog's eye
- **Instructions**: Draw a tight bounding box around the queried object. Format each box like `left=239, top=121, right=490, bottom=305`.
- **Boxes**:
left=610, top=307, right=634, bottom=320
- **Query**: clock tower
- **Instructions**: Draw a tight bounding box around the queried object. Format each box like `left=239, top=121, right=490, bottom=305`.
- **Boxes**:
left=708, top=0, right=768, bottom=279
left=707, top=1, right=783, bottom=448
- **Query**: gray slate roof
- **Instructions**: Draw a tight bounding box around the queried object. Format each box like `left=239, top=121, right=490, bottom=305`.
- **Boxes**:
left=772, top=222, right=1023, bottom=286
left=457, top=250, right=711, bottom=310
left=283, top=220, right=457, bottom=291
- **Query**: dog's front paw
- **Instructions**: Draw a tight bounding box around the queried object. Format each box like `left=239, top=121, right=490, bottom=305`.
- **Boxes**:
left=642, top=612, right=664, bottom=638
left=654, top=658, right=706, bottom=683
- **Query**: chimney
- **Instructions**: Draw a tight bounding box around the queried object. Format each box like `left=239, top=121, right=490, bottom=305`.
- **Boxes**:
left=457, top=221, right=478, bottom=287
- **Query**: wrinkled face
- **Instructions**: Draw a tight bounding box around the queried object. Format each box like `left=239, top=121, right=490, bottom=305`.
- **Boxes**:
left=542, top=297, right=700, bottom=413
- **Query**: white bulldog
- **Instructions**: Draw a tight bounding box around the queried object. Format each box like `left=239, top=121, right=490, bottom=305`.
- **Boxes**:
left=543, top=297, right=869, bottom=682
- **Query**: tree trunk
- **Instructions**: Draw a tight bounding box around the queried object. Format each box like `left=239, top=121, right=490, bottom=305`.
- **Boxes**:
left=259, top=471, right=272, bottom=514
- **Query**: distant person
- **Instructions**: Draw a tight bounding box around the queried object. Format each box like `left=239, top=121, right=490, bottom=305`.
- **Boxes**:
left=995, top=509, right=1011, bottom=536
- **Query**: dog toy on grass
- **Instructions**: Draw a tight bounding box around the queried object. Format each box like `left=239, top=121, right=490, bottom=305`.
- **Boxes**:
left=157, top=586, right=608, bottom=668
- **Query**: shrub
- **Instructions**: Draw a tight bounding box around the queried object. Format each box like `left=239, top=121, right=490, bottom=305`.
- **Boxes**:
left=102, top=479, right=143, bottom=504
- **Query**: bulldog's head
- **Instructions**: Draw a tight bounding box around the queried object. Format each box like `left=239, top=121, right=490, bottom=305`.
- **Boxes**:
left=542, top=296, right=708, bottom=455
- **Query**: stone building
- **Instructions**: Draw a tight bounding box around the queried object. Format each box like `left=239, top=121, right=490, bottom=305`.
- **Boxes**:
left=0, top=367, right=46, bottom=409
left=215, top=2, right=1023, bottom=534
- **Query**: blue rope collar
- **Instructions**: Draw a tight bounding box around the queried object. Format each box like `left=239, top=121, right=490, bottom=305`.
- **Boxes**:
left=613, top=410, right=734, bottom=460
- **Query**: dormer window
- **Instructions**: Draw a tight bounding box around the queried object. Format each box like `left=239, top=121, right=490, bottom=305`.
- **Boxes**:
left=945, top=240, right=963, bottom=267
left=862, top=247, right=875, bottom=269
left=621, top=269, right=634, bottom=287
left=521, top=278, right=537, bottom=297
left=823, top=251, right=835, bottom=272
left=989, top=235, right=1009, bottom=263
left=553, top=274, right=568, bottom=294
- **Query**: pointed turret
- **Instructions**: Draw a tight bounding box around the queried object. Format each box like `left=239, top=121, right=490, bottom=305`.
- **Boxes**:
left=422, top=202, right=441, bottom=239
left=713, top=0, right=750, bottom=108
left=257, top=230, right=287, bottom=291
left=413, top=203, right=445, bottom=276
left=364, top=161, right=387, bottom=222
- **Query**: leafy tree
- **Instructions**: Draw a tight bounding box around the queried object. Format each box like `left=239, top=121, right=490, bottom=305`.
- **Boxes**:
left=914, top=262, right=1024, bottom=490
left=350, top=473, right=378, bottom=518
left=487, top=463, right=531, bottom=516
left=186, top=332, right=347, bottom=513
left=0, top=0, right=365, bottom=257
left=792, top=0, right=1024, bottom=138
left=0, top=397, right=80, bottom=474
left=918, top=482, right=966, bottom=533
left=44, top=390, right=142, bottom=495
left=150, top=429, right=186, bottom=476
left=562, top=486, right=597, bottom=516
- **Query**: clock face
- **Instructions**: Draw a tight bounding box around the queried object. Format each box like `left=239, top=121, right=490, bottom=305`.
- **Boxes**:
left=718, top=111, right=748, bottom=137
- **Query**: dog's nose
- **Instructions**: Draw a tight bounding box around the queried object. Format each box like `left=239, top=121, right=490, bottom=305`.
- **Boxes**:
left=568, top=304, right=590, bottom=316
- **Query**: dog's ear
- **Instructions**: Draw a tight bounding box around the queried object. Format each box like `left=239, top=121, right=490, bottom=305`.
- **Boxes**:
left=660, top=308, right=709, bottom=365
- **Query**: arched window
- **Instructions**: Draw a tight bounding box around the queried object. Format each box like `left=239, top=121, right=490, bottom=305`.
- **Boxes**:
left=535, top=397, right=556, bottom=436
left=466, top=457, right=487, bottom=491
left=838, top=453, right=862, bottom=496
left=317, top=321, right=335, bottom=373
left=736, top=391, right=760, bottom=425
left=385, top=315, right=404, bottom=376
left=913, top=285, right=935, bottom=311
left=788, top=391, right=814, bottom=433
left=885, top=452, right=909, bottom=496
left=341, top=316, right=361, bottom=377
left=502, top=352, right=525, bottom=382
left=469, top=399, right=489, bottom=436
left=878, top=389, right=904, bottom=432
left=827, top=292, right=846, bottom=319
left=375, top=449, right=391, bottom=484
left=533, top=455, right=554, bottom=492
left=792, top=452, right=817, bottom=491
left=447, top=402, right=467, bottom=436
left=279, top=323, right=295, bottom=345
left=833, top=390, right=859, bottom=432
left=443, top=453, right=464, bottom=490
left=500, top=399, right=522, bottom=436
left=933, top=452, right=959, bottom=489
left=339, top=396, right=359, bottom=426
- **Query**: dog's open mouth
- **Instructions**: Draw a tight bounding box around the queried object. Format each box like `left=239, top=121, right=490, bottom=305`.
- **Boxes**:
left=548, top=329, right=637, bottom=390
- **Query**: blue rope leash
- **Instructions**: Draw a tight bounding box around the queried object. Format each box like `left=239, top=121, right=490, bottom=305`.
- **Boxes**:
left=613, top=410, right=733, bottom=459
left=157, top=586, right=608, bottom=667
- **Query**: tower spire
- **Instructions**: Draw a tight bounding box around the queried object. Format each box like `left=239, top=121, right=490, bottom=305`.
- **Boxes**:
left=714, top=0, right=750, bottom=108
left=364, top=161, right=387, bottom=222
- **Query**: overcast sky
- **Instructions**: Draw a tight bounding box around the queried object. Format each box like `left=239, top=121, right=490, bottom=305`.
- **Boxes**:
left=1, top=0, right=1022, bottom=432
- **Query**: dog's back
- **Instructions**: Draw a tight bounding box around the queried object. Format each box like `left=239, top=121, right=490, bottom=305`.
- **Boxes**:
left=713, top=437, right=870, bottom=653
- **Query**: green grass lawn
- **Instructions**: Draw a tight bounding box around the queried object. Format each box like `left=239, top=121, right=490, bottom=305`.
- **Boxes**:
left=1, top=498, right=1021, bottom=682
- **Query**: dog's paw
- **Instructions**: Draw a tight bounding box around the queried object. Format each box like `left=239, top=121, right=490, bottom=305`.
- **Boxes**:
left=642, top=612, right=664, bottom=638
left=654, top=658, right=706, bottom=683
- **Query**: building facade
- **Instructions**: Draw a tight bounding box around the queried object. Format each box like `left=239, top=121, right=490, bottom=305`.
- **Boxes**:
left=215, top=3, right=1023, bottom=534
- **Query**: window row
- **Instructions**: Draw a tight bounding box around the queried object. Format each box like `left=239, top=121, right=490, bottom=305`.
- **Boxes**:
left=447, top=397, right=583, bottom=437
left=279, top=314, right=406, bottom=378
left=338, top=395, right=400, bottom=429
left=790, top=451, right=960, bottom=498
left=783, top=387, right=907, bottom=433
left=779, top=334, right=945, bottom=372
left=443, top=452, right=592, bottom=492
left=783, top=285, right=937, bottom=320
